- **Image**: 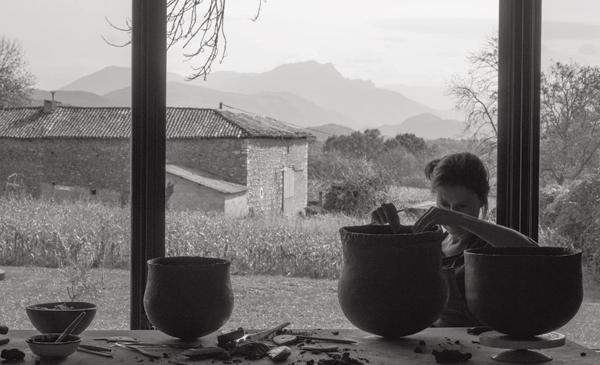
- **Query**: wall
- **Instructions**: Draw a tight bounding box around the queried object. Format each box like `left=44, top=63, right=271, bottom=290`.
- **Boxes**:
left=246, top=138, right=308, bottom=214
left=0, top=136, right=307, bottom=214
left=166, top=173, right=225, bottom=212
left=167, top=139, right=247, bottom=185
left=0, top=138, right=130, bottom=199
left=0, top=138, right=248, bottom=196
left=223, top=193, right=248, bottom=216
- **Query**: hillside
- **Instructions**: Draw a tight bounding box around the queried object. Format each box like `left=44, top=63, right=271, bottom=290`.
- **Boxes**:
left=191, top=61, right=463, bottom=130
left=103, top=82, right=358, bottom=129
left=31, top=89, right=122, bottom=107
left=377, top=113, right=464, bottom=140
left=39, top=61, right=466, bottom=139
left=381, top=83, right=455, bottom=111
left=60, top=65, right=184, bottom=96
left=302, top=123, right=354, bottom=141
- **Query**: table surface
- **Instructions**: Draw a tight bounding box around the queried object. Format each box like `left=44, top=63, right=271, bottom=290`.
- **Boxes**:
left=2, top=327, right=598, bottom=364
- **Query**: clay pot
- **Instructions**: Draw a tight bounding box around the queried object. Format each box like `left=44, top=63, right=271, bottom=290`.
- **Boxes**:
left=464, top=247, right=583, bottom=337
left=338, top=225, right=449, bottom=338
left=144, top=257, right=234, bottom=340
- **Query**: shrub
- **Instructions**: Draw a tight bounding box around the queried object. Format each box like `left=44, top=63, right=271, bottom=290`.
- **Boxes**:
left=540, top=179, right=600, bottom=281
left=322, top=176, right=390, bottom=217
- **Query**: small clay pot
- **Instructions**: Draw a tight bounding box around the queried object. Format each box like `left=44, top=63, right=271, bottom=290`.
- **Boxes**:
left=144, top=257, right=234, bottom=340
left=25, top=302, right=96, bottom=335
left=464, top=247, right=583, bottom=337
left=338, top=225, right=449, bottom=338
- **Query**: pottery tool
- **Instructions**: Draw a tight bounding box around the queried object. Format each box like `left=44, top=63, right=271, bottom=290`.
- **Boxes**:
left=217, top=328, right=245, bottom=345
left=181, top=346, right=226, bottom=359
left=94, top=336, right=139, bottom=343
left=125, top=342, right=200, bottom=349
left=273, top=334, right=356, bottom=345
left=267, top=346, right=291, bottom=361
left=241, top=322, right=291, bottom=342
left=112, top=342, right=162, bottom=359
left=302, top=345, right=339, bottom=353
left=77, top=344, right=114, bottom=357
left=55, top=312, right=86, bottom=342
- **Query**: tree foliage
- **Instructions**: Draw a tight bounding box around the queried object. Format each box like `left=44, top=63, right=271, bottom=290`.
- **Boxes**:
left=383, top=133, right=426, bottom=155
left=323, top=128, right=385, bottom=160
left=540, top=60, right=600, bottom=185
left=446, top=33, right=498, bottom=156
left=0, top=36, right=36, bottom=108
left=447, top=32, right=600, bottom=186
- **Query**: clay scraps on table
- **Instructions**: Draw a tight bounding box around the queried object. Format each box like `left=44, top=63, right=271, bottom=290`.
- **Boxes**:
left=432, top=349, right=472, bottom=363
left=315, top=352, right=364, bottom=365
left=1, top=348, right=25, bottom=361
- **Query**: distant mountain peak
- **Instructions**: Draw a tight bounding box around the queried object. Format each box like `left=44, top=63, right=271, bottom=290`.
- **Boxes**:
left=269, top=61, right=375, bottom=89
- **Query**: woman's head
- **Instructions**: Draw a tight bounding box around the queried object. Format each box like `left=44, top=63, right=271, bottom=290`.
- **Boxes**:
left=424, top=152, right=490, bottom=219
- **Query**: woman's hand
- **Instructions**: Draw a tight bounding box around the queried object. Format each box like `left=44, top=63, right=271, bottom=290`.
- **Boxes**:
left=371, top=203, right=406, bottom=233
left=411, top=206, right=466, bottom=233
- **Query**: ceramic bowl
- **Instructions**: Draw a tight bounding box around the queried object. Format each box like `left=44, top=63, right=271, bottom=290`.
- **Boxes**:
left=464, top=246, right=583, bottom=337
left=26, top=334, right=81, bottom=358
left=25, top=302, right=96, bottom=335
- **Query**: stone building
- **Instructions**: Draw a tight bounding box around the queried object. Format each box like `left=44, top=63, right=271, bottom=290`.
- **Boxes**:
left=0, top=101, right=312, bottom=215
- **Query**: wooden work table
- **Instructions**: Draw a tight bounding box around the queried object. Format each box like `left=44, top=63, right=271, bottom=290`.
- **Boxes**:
left=2, top=327, right=598, bottom=364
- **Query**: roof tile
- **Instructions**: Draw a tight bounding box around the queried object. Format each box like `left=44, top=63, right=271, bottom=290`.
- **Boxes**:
left=0, top=106, right=312, bottom=139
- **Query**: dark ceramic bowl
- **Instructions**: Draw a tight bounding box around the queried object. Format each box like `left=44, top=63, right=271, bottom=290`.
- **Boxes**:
left=26, top=334, right=81, bottom=358
left=464, top=247, right=583, bottom=337
left=144, top=257, right=234, bottom=340
left=337, top=225, right=449, bottom=338
left=25, top=302, right=97, bottom=335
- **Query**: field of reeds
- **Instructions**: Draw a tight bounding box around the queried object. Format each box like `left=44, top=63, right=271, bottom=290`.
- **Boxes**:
left=0, top=195, right=372, bottom=286
left=1, top=193, right=599, bottom=349
left=0, top=185, right=435, bottom=280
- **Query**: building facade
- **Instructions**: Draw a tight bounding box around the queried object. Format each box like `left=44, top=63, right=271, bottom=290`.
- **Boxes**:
left=0, top=103, right=311, bottom=214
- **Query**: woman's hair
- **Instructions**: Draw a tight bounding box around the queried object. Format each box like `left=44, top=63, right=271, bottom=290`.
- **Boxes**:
left=424, top=152, right=490, bottom=218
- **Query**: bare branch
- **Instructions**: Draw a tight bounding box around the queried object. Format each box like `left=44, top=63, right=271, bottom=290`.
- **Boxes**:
left=104, top=0, right=265, bottom=81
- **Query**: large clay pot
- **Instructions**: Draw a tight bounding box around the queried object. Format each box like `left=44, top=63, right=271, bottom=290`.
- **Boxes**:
left=144, top=256, right=234, bottom=340
left=338, top=225, right=449, bottom=338
left=464, top=247, right=583, bottom=337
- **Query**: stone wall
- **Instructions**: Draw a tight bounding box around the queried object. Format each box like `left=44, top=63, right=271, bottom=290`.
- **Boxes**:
left=166, top=139, right=247, bottom=185
left=0, top=138, right=130, bottom=198
left=0, top=137, right=307, bottom=213
left=246, top=138, right=308, bottom=214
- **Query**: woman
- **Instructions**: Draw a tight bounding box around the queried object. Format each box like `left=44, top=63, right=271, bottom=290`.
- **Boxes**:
left=371, top=152, right=537, bottom=326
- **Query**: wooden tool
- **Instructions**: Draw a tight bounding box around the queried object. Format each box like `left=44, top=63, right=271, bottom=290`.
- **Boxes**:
left=55, top=312, right=86, bottom=342
left=112, top=342, right=162, bottom=359
left=77, top=344, right=114, bottom=357
left=273, top=334, right=356, bottom=345
left=181, top=346, right=226, bottom=359
left=243, top=322, right=291, bottom=342
left=267, top=346, right=291, bottom=361
left=217, top=328, right=245, bottom=345
left=302, top=345, right=339, bottom=352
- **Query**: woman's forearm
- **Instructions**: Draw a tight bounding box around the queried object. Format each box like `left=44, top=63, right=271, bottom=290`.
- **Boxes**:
left=460, top=214, right=538, bottom=247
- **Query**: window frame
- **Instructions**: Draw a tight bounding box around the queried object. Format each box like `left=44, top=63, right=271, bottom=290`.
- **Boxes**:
left=128, top=0, right=543, bottom=329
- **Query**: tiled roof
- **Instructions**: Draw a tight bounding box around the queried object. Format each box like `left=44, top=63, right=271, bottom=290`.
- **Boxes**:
left=166, top=164, right=247, bottom=194
left=0, top=106, right=312, bottom=139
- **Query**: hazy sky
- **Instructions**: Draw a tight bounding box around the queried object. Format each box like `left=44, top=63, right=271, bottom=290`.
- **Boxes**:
left=1, top=0, right=599, bottom=91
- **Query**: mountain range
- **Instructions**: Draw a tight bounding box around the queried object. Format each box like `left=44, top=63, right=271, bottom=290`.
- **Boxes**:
left=32, top=61, right=465, bottom=140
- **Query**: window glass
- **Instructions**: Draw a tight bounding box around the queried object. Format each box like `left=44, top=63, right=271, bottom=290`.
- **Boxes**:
left=539, top=0, right=600, bottom=350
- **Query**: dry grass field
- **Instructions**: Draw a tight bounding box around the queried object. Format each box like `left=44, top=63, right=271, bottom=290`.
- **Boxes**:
left=0, top=266, right=598, bottom=351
